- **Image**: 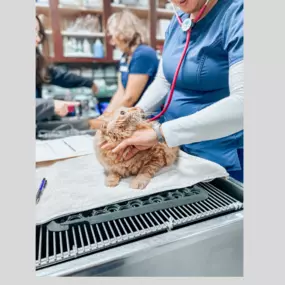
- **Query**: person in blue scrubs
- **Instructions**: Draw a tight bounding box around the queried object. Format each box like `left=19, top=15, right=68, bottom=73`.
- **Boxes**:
left=102, top=0, right=244, bottom=183
left=103, top=10, right=159, bottom=112
left=89, top=10, right=159, bottom=129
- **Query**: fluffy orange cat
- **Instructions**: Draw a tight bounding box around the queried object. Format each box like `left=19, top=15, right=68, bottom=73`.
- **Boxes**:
left=94, top=107, right=179, bottom=190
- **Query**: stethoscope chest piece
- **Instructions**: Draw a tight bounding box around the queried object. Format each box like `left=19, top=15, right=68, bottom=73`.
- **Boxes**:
left=181, top=18, right=193, bottom=32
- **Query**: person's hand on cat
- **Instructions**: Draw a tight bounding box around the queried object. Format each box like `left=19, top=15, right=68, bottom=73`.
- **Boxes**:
left=101, top=128, right=159, bottom=160
left=94, top=106, right=178, bottom=189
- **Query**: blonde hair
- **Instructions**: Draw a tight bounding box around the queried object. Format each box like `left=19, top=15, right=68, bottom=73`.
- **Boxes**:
left=107, top=10, right=149, bottom=48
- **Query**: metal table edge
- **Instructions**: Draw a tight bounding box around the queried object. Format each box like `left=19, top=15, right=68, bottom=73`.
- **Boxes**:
left=36, top=210, right=244, bottom=277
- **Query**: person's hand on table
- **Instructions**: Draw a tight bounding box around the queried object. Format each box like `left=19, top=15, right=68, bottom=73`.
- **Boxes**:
left=89, top=111, right=113, bottom=130
left=101, top=127, right=161, bottom=161
left=54, top=100, right=80, bottom=117
left=89, top=117, right=105, bottom=130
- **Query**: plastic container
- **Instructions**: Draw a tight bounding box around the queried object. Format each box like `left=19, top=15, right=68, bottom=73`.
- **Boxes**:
left=93, top=39, right=104, bottom=58
left=83, top=39, right=91, bottom=55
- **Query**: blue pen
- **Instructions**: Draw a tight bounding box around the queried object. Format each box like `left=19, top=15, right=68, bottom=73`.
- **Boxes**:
left=36, top=178, right=47, bottom=204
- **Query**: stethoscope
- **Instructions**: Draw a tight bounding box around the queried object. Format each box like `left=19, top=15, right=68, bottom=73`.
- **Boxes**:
left=149, top=0, right=212, bottom=122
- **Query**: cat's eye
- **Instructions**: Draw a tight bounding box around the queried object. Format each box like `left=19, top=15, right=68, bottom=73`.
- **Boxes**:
left=120, top=110, right=126, bottom=115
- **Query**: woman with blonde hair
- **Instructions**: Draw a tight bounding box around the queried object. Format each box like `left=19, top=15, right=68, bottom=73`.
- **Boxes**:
left=89, top=10, right=159, bottom=129
left=100, top=10, right=159, bottom=113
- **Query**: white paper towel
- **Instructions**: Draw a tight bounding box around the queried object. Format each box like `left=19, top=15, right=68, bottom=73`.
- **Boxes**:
left=35, top=150, right=228, bottom=225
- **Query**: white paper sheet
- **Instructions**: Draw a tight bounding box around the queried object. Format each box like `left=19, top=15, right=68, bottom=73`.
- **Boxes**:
left=35, top=150, right=229, bottom=225
left=36, top=135, right=94, bottom=163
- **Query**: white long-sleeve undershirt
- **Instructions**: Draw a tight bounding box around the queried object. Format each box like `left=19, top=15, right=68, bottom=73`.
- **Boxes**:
left=136, top=59, right=244, bottom=147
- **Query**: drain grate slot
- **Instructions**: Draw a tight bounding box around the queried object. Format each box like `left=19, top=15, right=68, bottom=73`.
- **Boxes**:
left=36, top=182, right=243, bottom=270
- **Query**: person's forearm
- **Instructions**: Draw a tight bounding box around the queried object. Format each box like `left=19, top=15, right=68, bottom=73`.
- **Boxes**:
left=116, top=95, right=136, bottom=108
left=115, top=89, right=142, bottom=108
left=136, top=60, right=170, bottom=113
left=36, top=98, right=54, bottom=121
left=89, top=117, right=104, bottom=129
left=105, top=90, right=124, bottom=112
left=161, top=60, right=244, bottom=147
left=49, top=66, right=94, bottom=89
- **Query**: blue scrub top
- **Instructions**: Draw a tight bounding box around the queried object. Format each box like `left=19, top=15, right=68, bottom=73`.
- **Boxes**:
left=120, top=44, right=159, bottom=104
left=161, top=0, right=244, bottom=172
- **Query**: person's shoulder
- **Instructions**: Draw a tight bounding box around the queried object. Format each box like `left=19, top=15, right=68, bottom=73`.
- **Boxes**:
left=136, top=44, right=156, bottom=54
left=163, top=11, right=184, bottom=40
left=221, top=0, right=243, bottom=63
left=230, top=0, right=243, bottom=7
left=168, top=10, right=183, bottom=30
left=221, top=0, right=243, bottom=32
left=134, top=45, right=158, bottom=60
left=223, top=0, right=243, bottom=19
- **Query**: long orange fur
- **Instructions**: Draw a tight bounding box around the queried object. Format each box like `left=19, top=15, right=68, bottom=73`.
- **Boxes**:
left=93, top=107, right=179, bottom=189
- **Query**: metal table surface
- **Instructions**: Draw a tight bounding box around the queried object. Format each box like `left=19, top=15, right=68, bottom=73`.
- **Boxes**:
left=36, top=208, right=243, bottom=277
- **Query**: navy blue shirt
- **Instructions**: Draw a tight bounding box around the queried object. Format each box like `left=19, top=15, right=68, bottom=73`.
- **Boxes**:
left=161, top=0, right=244, bottom=172
left=120, top=44, right=159, bottom=103
left=36, top=66, right=94, bottom=98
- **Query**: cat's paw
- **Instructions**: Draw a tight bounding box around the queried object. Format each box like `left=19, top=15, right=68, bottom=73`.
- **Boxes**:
left=105, top=174, right=120, bottom=187
left=130, top=176, right=151, bottom=190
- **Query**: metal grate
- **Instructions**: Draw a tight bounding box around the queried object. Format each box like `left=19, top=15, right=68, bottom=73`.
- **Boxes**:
left=35, top=182, right=243, bottom=270
left=45, top=185, right=208, bottom=232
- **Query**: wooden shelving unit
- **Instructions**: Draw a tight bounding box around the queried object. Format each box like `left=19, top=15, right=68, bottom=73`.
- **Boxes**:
left=110, top=3, right=149, bottom=17
left=56, top=57, right=119, bottom=63
left=36, top=0, right=173, bottom=64
left=58, top=4, right=104, bottom=15
left=156, top=7, right=174, bottom=19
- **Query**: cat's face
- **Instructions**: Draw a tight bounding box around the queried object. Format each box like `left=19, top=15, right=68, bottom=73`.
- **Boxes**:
left=112, top=106, right=144, bottom=123
left=101, top=107, right=145, bottom=139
